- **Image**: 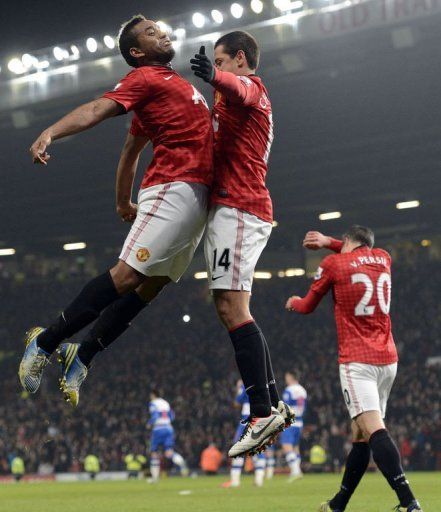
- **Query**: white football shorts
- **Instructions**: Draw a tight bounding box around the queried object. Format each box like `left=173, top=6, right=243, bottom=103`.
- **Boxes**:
left=339, top=362, right=398, bottom=419
left=120, top=181, right=208, bottom=282
left=204, top=205, right=272, bottom=291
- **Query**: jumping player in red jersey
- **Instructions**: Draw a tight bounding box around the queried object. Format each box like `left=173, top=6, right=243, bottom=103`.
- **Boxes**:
left=19, top=15, right=213, bottom=406
left=191, top=32, right=293, bottom=458
left=285, top=226, right=422, bottom=512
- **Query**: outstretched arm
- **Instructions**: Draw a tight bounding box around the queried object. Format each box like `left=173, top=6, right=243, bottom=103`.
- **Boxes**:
left=285, top=255, right=335, bottom=315
left=30, top=98, right=124, bottom=165
left=285, top=290, right=323, bottom=314
left=115, top=130, right=150, bottom=222
left=303, top=231, right=343, bottom=253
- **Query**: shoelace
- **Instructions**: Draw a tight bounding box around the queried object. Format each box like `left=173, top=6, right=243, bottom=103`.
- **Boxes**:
left=238, top=416, right=255, bottom=441
left=29, top=354, right=49, bottom=378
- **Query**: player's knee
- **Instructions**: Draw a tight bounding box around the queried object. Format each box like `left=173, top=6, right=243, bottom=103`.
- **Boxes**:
left=214, top=295, right=250, bottom=329
left=110, top=261, right=145, bottom=294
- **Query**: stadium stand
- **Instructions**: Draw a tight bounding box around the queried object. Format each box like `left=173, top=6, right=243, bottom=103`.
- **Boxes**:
left=0, top=245, right=439, bottom=474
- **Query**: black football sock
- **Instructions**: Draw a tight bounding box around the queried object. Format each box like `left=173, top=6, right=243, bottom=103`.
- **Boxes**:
left=369, top=429, right=416, bottom=508
left=259, top=327, right=280, bottom=408
left=229, top=321, right=271, bottom=417
left=329, top=442, right=370, bottom=511
left=37, top=271, right=120, bottom=355
left=78, top=291, right=148, bottom=367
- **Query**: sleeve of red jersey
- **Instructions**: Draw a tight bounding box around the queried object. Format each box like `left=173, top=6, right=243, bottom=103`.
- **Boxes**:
left=290, top=290, right=323, bottom=314
left=310, top=255, right=336, bottom=296
left=328, top=238, right=343, bottom=253
left=211, top=69, right=260, bottom=106
left=102, top=68, right=149, bottom=112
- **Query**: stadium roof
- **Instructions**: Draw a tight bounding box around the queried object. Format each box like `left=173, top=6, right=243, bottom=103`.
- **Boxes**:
left=1, top=3, right=440, bottom=259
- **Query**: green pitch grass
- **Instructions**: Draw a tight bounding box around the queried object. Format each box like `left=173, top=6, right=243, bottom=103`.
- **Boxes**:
left=0, top=472, right=438, bottom=512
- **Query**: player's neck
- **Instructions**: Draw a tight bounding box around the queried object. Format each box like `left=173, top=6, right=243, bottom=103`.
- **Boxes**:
left=139, top=58, right=172, bottom=68
left=234, top=66, right=255, bottom=76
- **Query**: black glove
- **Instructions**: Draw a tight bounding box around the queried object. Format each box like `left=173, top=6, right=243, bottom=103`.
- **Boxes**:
left=190, top=46, right=215, bottom=83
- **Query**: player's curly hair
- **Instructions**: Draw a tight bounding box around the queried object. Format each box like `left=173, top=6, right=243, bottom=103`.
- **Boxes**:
left=343, top=225, right=375, bottom=249
left=118, top=14, right=146, bottom=68
left=215, top=31, right=260, bottom=70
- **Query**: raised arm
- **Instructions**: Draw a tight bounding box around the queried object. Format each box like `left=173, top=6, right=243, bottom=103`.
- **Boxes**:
left=115, top=130, right=150, bottom=222
left=30, top=98, right=124, bottom=165
left=303, top=231, right=343, bottom=253
left=190, top=46, right=259, bottom=106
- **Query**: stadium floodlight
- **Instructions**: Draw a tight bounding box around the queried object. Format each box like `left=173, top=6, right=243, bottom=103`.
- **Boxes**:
left=421, top=239, right=431, bottom=247
left=272, top=220, right=278, bottom=227
left=35, top=60, right=50, bottom=69
left=319, top=211, right=341, bottom=220
left=274, top=0, right=291, bottom=9
left=254, top=271, right=272, bottom=279
left=194, top=271, right=208, bottom=279
left=103, top=35, right=115, bottom=49
left=70, top=45, right=80, bottom=58
left=7, top=58, right=26, bottom=74
left=53, top=46, right=69, bottom=61
left=231, top=3, right=244, bottom=18
left=21, top=53, right=38, bottom=69
left=291, top=0, right=304, bottom=9
left=277, top=270, right=286, bottom=277
left=174, top=27, right=186, bottom=39
left=251, top=0, right=264, bottom=13
left=192, top=12, right=206, bottom=28
left=285, top=268, right=305, bottom=277
left=63, top=242, right=87, bottom=251
left=211, top=9, right=224, bottom=23
left=0, top=248, right=16, bottom=256
left=183, top=314, right=191, bottom=322
left=86, top=37, right=98, bottom=53
left=396, top=200, right=420, bottom=210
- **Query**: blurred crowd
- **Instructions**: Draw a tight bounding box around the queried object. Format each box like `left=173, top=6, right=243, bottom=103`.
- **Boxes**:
left=0, top=247, right=439, bottom=474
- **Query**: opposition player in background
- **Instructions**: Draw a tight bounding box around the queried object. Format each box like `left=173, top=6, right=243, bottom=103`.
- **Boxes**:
left=286, top=226, right=422, bottom=512
left=191, top=32, right=293, bottom=458
left=222, top=380, right=267, bottom=488
left=147, top=390, right=188, bottom=482
left=280, top=372, right=307, bottom=482
left=19, top=15, right=212, bottom=406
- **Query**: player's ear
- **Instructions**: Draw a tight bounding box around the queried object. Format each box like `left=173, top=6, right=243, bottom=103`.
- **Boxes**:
left=235, top=49, right=246, bottom=68
left=130, top=47, right=145, bottom=60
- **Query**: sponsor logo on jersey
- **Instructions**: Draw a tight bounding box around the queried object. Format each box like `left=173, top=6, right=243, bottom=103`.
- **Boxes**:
left=164, top=75, right=173, bottom=81
left=136, top=248, right=150, bottom=262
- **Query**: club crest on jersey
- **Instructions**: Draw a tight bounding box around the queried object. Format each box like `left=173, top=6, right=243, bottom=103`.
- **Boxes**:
left=214, top=91, right=223, bottom=105
left=136, top=248, right=150, bottom=262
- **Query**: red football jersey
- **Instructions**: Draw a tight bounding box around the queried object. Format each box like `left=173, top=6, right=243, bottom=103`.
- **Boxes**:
left=311, top=246, right=398, bottom=365
left=211, top=71, right=273, bottom=222
left=103, top=65, right=213, bottom=189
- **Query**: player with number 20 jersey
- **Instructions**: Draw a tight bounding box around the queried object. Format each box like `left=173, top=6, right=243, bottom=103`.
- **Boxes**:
left=286, top=226, right=422, bottom=512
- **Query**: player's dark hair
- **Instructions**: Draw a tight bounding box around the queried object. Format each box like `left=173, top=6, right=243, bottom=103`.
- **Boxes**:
left=150, top=388, right=160, bottom=397
left=118, top=14, right=146, bottom=67
left=343, top=225, right=375, bottom=249
left=214, top=31, right=260, bottom=70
